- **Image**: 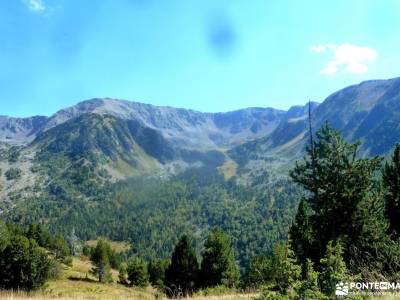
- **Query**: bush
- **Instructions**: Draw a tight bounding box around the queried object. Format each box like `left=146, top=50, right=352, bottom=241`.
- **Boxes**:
left=8, top=149, right=20, bottom=163
left=5, top=168, right=22, bottom=180
left=118, top=264, right=128, bottom=285
left=62, top=256, right=73, bottom=266
left=318, top=241, right=348, bottom=297
left=195, top=285, right=234, bottom=296
left=48, top=260, right=63, bottom=280
left=82, top=245, right=93, bottom=257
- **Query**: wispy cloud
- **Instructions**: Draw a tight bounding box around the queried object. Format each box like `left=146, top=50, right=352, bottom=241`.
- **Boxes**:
left=311, top=43, right=377, bottom=75
left=23, top=0, right=46, bottom=12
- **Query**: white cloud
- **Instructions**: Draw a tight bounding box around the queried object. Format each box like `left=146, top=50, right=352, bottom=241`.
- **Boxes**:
left=23, top=0, right=45, bottom=12
left=311, top=43, right=377, bottom=75
left=310, top=45, right=326, bottom=53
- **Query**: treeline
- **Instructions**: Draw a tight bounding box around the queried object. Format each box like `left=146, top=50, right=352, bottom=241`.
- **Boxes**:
left=0, top=222, right=71, bottom=290
left=86, top=229, right=240, bottom=298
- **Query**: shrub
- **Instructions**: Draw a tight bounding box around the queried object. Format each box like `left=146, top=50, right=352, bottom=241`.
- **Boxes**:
left=5, top=168, right=22, bottom=180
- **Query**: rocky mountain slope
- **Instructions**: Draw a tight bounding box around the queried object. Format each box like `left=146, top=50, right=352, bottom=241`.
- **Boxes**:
left=1, top=99, right=286, bottom=150
left=229, top=77, right=400, bottom=177
left=0, top=116, right=47, bottom=144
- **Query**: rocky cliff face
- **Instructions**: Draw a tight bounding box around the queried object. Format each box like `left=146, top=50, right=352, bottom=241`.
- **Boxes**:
left=0, top=116, right=48, bottom=144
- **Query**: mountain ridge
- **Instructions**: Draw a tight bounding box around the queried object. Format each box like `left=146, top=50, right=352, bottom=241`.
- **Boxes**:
left=0, top=98, right=294, bottom=149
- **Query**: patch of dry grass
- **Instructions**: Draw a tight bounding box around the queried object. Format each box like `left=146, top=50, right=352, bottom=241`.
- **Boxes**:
left=85, top=240, right=131, bottom=253
left=0, top=290, right=256, bottom=300
left=0, top=257, right=256, bottom=300
left=218, top=159, right=237, bottom=180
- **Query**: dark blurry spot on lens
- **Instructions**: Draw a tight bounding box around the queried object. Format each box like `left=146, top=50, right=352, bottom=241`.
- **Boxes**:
left=208, top=17, right=237, bottom=57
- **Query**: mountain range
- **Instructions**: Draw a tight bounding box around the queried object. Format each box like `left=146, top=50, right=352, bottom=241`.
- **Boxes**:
left=0, top=99, right=287, bottom=149
left=1, top=78, right=399, bottom=189
left=1, top=77, right=400, bottom=264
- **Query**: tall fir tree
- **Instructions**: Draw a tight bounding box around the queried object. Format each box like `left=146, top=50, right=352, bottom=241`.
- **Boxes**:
left=318, top=241, right=348, bottom=297
left=270, top=243, right=301, bottom=295
left=164, top=235, right=199, bottom=298
left=90, top=239, right=112, bottom=283
left=296, top=259, right=327, bottom=300
left=200, top=228, right=240, bottom=288
left=260, top=242, right=301, bottom=298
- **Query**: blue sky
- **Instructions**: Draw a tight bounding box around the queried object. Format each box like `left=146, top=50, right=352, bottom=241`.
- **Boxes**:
left=1, top=0, right=400, bottom=117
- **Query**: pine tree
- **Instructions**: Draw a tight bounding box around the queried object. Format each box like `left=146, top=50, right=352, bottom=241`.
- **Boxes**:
left=164, top=235, right=199, bottom=298
left=296, top=259, right=327, bottom=300
left=66, top=227, right=79, bottom=256
left=0, top=235, right=51, bottom=290
left=148, top=258, right=169, bottom=288
left=243, top=256, right=272, bottom=289
left=51, top=234, right=70, bottom=261
left=260, top=242, right=301, bottom=299
left=26, top=224, right=51, bottom=248
left=200, top=228, right=240, bottom=288
left=270, top=243, right=301, bottom=295
left=289, top=199, right=315, bottom=276
left=383, top=144, right=400, bottom=237
left=127, top=257, right=149, bottom=287
left=289, top=123, right=390, bottom=271
left=319, top=241, right=348, bottom=297
left=90, top=239, right=112, bottom=283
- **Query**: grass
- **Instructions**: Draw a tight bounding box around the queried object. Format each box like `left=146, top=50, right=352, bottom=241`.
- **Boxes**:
left=0, top=257, right=256, bottom=300
left=85, top=240, right=131, bottom=253
left=218, top=159, right=237, bottom=180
